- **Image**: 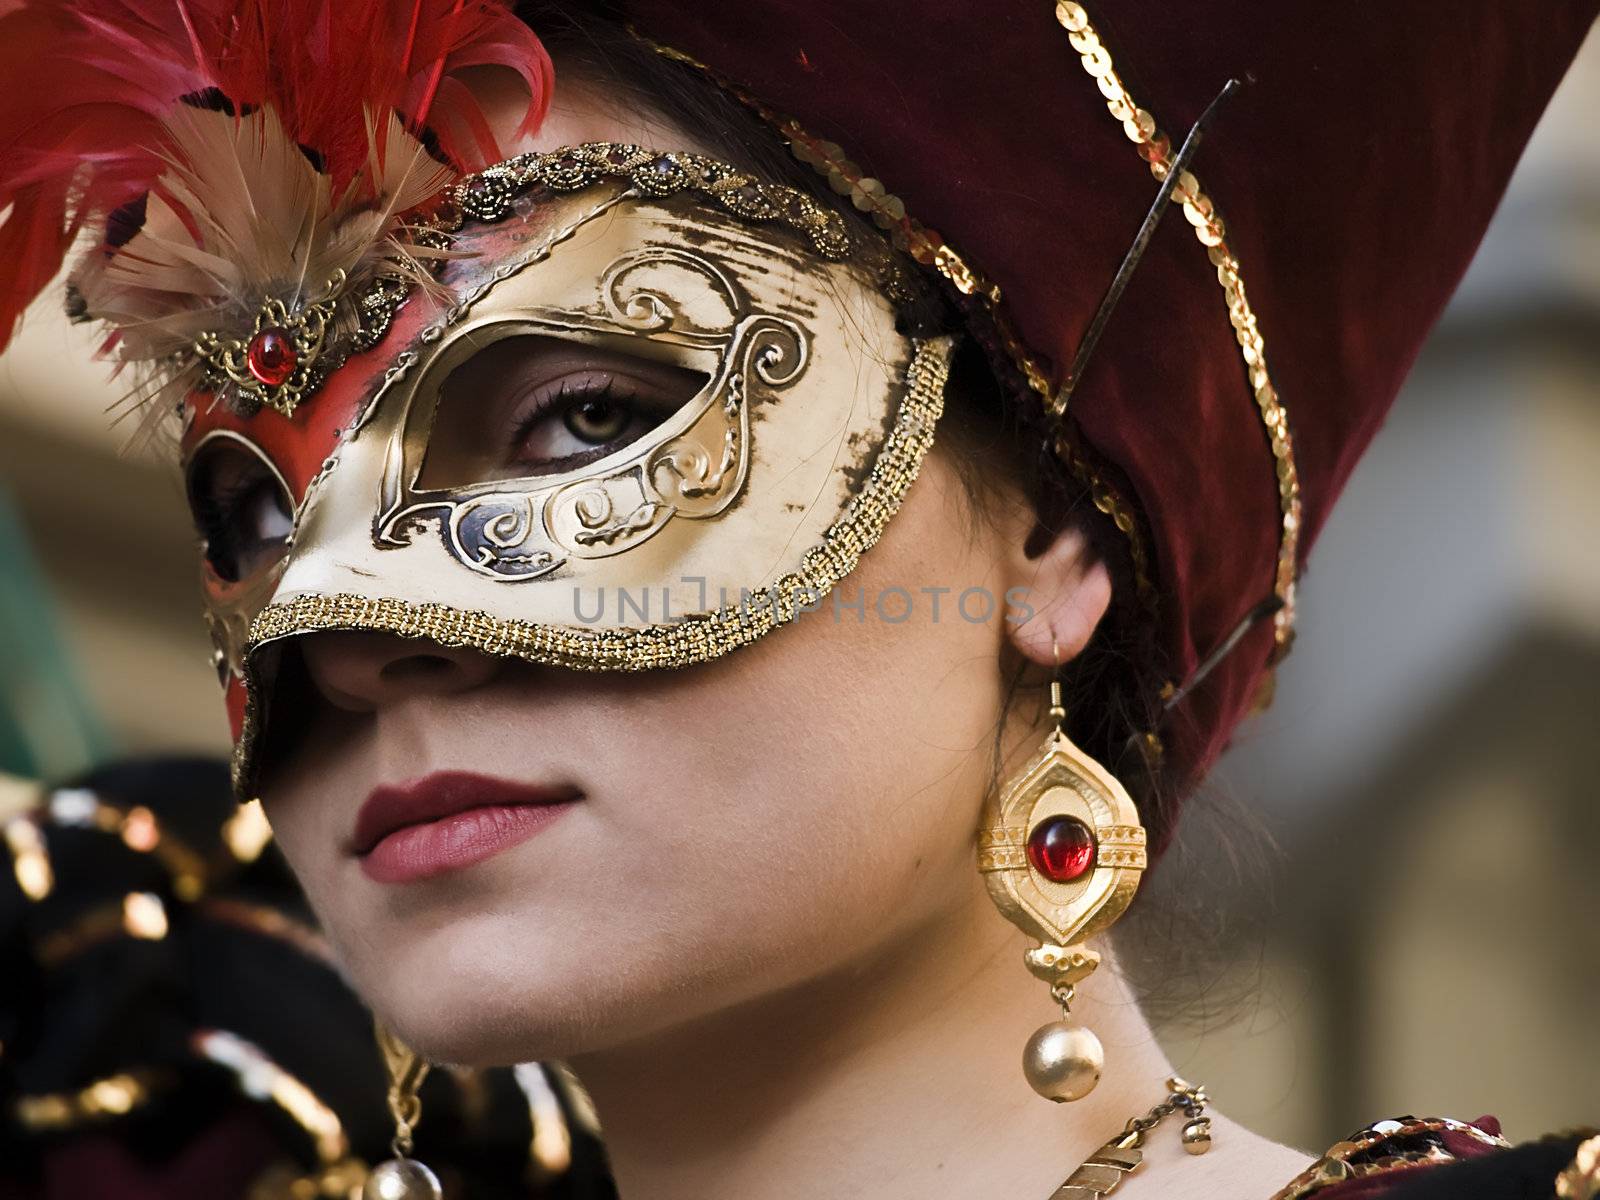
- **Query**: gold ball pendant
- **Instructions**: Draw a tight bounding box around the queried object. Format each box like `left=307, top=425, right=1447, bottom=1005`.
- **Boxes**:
left=1182, top=1117, right=1213, bottom=1154
left=362, top=1158, right=443, bottom=1200
left=1022, top=1021, right=1104, bottom=1102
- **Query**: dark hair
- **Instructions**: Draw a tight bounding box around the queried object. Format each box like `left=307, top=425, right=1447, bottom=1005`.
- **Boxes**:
left=514, top=4, right=1242, bottom=1023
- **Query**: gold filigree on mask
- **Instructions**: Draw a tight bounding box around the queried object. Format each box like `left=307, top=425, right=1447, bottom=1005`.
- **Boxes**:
left=374, top=243, right=808, bottom=581
left=182, top=145, right=952, bottom=793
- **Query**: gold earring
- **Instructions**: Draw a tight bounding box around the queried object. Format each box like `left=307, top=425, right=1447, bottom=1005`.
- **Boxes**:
left=977, top=646, right=1148, bottom=1102
left=363, top=1024, right=443, bottom=1200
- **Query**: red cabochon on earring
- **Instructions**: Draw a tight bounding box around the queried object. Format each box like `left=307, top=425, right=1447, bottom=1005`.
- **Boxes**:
left=1026, top=816, right=1096, bottom=883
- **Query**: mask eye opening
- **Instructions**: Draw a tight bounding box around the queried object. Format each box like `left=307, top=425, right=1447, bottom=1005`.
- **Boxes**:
left=185, top=432, right=296, bottom=585
left=416, top=331, right=711, bottom=491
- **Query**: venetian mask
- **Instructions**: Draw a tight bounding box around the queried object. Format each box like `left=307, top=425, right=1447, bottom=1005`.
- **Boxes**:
left=178, top=143, right=953, bottom=789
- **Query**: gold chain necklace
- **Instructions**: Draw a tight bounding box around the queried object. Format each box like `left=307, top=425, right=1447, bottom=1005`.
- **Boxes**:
left=1051, top=1076, right=1212, bottom=1197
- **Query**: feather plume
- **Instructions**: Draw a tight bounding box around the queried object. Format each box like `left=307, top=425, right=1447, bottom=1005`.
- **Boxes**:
left=0, top=0, right=554, bottom=370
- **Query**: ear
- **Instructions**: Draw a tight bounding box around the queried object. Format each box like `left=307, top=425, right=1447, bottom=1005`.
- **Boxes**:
left=1004, top=522, right=1113, bottom=668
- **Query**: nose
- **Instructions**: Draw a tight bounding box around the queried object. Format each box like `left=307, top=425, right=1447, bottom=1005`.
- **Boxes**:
left=297, top=630, right=503, bottom=712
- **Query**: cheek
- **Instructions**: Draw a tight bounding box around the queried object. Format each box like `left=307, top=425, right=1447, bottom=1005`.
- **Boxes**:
left=535, top=460, right=1010, bottom=1026
left=253, top=682, right=420, bottom=959
left=254, top=459, right=1014, bottom=1065
left=628, top=615, right=994, bottom=967
left=256, top=718, right=364, bottom=914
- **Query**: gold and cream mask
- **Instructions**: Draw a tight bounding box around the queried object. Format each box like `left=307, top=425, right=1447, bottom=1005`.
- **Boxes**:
left=179, top=145, right=952, bottom=788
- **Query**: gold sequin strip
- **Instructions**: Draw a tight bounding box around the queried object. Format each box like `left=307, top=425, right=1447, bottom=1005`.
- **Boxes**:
left=641, top=45, right=1001, bottom=314
left=236, top=337, right=951, bottom=790
left=1053, top=1, right=1301, bottom=653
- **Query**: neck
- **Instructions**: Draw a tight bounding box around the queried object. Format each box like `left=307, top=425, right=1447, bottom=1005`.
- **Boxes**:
left=567, top=879, right=1190, bottom=1200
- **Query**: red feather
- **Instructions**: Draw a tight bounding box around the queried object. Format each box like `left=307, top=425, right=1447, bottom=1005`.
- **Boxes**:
left=0, top=0, right=553, bottom=351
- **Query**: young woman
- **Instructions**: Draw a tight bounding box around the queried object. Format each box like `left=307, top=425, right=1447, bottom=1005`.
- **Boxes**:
left=0, top=2, right=1595, bottom=1198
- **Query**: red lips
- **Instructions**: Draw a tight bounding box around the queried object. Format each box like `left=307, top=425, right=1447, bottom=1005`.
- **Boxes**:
left=351, top=770, right=579, bottom=884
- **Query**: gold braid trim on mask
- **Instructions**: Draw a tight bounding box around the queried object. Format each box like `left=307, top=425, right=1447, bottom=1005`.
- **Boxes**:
left=232, top=335, right=952, bottom=792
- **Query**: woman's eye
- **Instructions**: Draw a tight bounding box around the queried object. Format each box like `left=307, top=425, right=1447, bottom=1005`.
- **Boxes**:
left=421, top=338, right=708, bottom=489
left=185, top=442, right=294, bottom=583
left=563, top=396, right=630, bottom=444
left=505, top=379, right=664, bottom=472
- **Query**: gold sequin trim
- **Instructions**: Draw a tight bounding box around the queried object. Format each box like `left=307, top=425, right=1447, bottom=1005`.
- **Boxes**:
left=235, top=337, right=951, bottom=790
left=1053, top=1, right=1302, bottom=654
left=640, top=33, right=1159, bottom=618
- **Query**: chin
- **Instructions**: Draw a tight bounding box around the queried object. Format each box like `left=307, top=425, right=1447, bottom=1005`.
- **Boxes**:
left=333, top=925, right=555, bottom=1065
left=327, top=903, right=676, bottom=1068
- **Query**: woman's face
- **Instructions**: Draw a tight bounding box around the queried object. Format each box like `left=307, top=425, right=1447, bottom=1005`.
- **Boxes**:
left=256, top=70, right=1104, bottom=1067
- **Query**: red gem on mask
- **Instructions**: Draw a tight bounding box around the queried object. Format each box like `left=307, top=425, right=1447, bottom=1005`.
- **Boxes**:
left=246, top=327, right=297, bottom=387
left=1026, top=816, right=1096, bottom=882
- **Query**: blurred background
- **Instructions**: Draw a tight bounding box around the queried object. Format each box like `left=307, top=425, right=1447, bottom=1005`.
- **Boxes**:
left=1, top=27, right=1596, bottom=1156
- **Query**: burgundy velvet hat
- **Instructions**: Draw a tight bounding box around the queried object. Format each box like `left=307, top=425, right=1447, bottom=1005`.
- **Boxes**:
left=613, top=0, right=1598, bottom=804
left=0, top=0, right=1592, bottom=848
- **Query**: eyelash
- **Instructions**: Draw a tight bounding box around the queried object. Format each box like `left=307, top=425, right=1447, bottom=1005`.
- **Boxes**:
left=506, top=375, right=653, bottom=471
left=193, top=475, right=252, bottom=548
left=191, top=474, right=272, bottom=576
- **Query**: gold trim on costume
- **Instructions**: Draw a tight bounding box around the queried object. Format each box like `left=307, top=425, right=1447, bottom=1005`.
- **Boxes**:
left=34, top=893, right=170, bottom=966
left=43, top=787, right=211, bottom=900
left=454, top=142, right=850, bottom=258
left=13, top=1071, right=166, bottom=1131
left=1268, top=1117, right=1510, bottom=1200
left=193, top=1029, right=351, bottom=1164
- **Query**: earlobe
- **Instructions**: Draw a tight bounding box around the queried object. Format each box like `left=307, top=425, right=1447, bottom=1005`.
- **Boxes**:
left=1006, top=524, right=1113, bottom=667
